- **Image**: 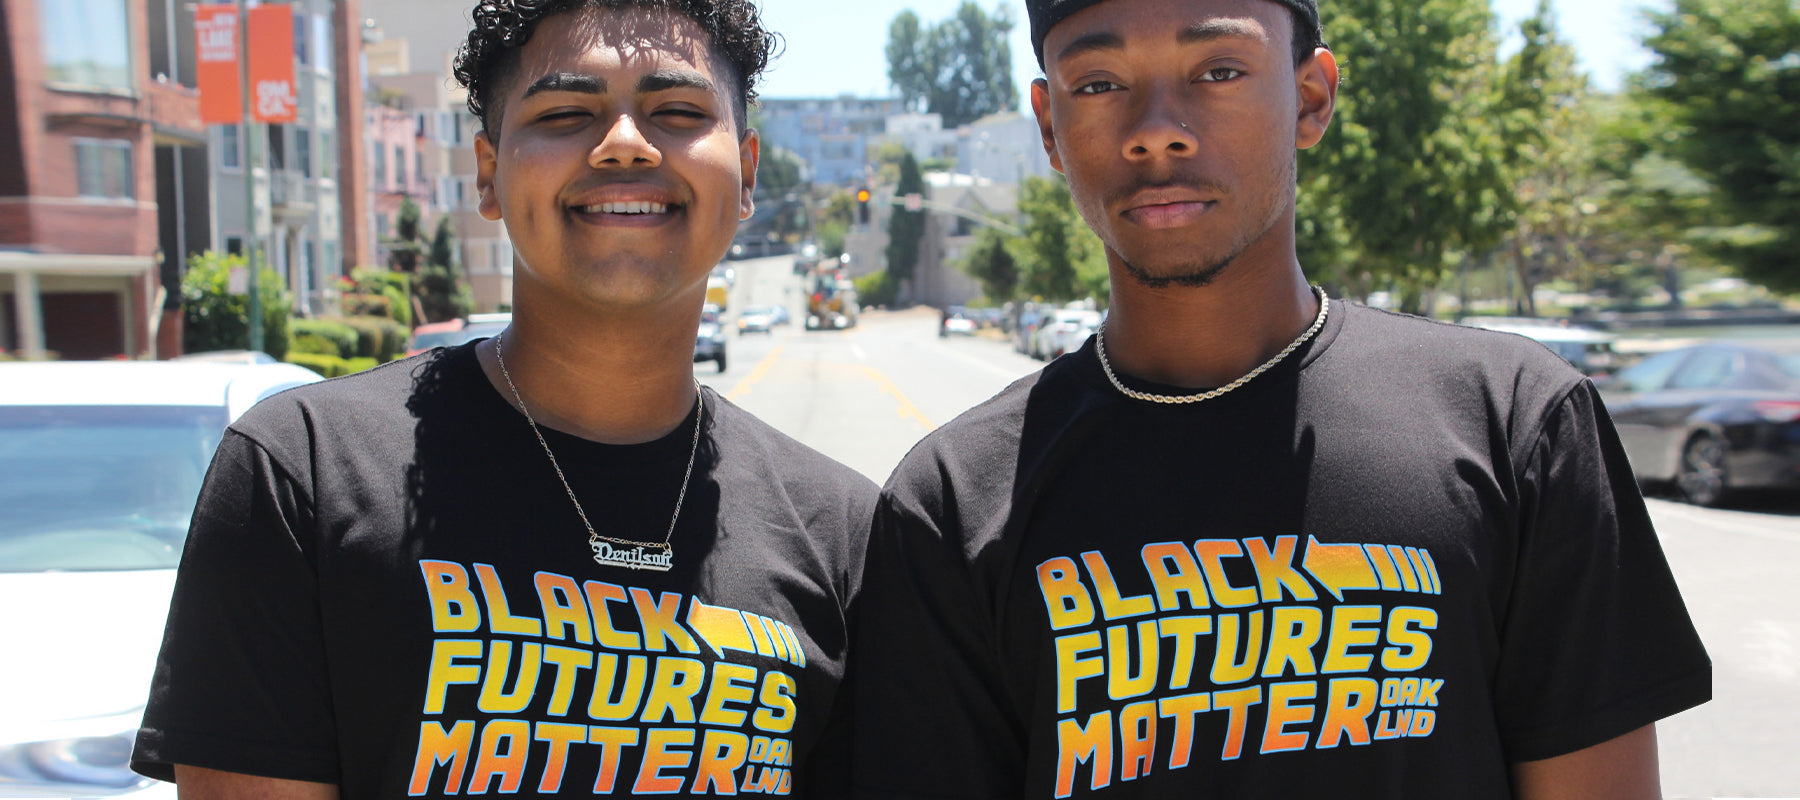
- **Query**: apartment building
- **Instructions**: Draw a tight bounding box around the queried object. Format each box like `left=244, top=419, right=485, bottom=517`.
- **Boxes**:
left=202, top=0, right=367, bottom=319
left=363, top=21, right=510, bottom=312
left=0, top=0, right=207, bottom=359
left=756, top=96, right=903, bottom=187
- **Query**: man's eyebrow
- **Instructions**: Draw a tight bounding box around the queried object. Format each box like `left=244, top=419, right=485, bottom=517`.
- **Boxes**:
left=1055, top=31, right=1124, bottom=63
left=521, top=72, right=605, bottom=100
left=1177, top=19, right=1266, bottom=45
left=637, top=69, right=716, bottom=95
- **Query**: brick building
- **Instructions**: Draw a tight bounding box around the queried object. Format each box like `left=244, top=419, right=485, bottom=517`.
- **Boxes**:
left=0, top=0, right=206, bottom=359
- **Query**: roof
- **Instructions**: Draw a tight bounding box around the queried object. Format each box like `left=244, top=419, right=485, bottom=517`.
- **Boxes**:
left=0, top=361, right=323, bottom=420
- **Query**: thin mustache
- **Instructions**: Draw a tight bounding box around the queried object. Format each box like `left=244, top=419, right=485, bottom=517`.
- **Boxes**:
left=1108, top=178, right=1227, bottom=209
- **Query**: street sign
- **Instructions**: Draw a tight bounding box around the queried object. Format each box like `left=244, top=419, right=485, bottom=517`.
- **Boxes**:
left=903, top=193, right=923, bottom=212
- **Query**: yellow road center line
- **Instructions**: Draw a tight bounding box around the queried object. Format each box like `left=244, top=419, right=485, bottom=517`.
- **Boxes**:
left=725, top=344, right=787, bottom=402
left=853, top=364, right=936, bottom=431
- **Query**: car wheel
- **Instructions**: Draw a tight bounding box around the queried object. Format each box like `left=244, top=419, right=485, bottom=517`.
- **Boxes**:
left=1675, top=433, right=1728, bottom=507
left=716, top=353, right=728, bottom=373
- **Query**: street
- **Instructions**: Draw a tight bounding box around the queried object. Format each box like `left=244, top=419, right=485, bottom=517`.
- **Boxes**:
left=707, top=254, right=1800, bottom=799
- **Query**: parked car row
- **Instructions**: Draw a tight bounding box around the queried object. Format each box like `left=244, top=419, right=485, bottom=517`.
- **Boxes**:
left=1015, top=304, right=1103, bottom=361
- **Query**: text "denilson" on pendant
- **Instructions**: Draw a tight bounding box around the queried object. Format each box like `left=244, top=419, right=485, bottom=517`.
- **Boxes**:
left=591, top=541, right=674, bottom=572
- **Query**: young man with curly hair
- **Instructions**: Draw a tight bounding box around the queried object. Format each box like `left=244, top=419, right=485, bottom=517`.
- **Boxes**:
left=851, top=0, right=1710, bottom=797
left=131, top=2, right=874, bottom=797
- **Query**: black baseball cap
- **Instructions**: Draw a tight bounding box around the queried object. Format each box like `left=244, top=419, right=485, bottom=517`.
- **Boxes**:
left=1027, top=0, right=1325, bottom=66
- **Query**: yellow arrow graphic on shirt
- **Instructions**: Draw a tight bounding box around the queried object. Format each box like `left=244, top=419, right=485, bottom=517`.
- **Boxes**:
left=687, top=599, right=758, bottom=659
left=1303, top=536, right=1380, bottom=601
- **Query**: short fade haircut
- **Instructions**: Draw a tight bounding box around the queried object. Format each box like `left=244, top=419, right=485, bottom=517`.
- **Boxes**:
left=453, top=0, right=779, bottom=139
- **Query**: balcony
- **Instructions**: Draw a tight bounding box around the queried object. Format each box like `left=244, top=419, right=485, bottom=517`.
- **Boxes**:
left=270, top=171, right=315, bottom=216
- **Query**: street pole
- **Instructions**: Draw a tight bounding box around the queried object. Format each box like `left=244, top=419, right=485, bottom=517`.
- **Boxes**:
left=237, top=0, right=263, bottom=352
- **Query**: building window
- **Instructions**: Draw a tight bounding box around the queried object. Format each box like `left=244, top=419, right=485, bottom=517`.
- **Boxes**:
left=221, top=125, right=241, bottom=170
left=268, top=125, right=287, bottom=171
left=293, top=9, right=309, bottom=66
left=372, top=143, right=387, bottom=187
left=75, top=139, right=134, bottom=199
left=395, top=145, right=407, bottom=188
left=296, top=129, right=312, bottom=178
left=320, top=132, right=334, bottom=181
left=226, top=236, right=244, bottom=256
left=42, top=0, right=133, bottom=90
left=311, top=15, right=332, bottom=75
left=415, top=152, right=424, bottom=187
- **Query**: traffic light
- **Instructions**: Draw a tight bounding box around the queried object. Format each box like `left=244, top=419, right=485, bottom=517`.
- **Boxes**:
left=856, top=188, right=871, bottom=224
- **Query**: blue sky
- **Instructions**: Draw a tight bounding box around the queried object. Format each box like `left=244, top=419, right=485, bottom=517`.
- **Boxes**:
left=756, top=0, right=1669, bottom=103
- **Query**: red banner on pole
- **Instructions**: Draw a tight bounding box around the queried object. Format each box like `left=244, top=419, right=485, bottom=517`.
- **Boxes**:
left=247, top=5, right=297, bottom=123
left=193, top=5, right=241, bottom=124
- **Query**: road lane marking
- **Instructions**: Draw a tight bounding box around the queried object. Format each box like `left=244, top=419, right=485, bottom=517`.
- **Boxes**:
left=853, top=364, right=936, bottom=431
left=851, top=344, right=869, bottom=361
left=725, top=343, right=787, bottom=402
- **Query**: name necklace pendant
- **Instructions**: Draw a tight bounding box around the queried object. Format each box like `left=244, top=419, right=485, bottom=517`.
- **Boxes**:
left=494, top=332, right=699, bottom=572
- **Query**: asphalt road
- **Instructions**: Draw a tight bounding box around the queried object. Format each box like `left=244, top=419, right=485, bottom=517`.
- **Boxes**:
left=704, top=254, right=1799, bottom=799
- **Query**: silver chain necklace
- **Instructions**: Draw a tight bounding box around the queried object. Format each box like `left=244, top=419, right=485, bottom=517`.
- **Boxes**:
left=1095, top=289, right=1329, bottom=405
left=493, top=332, right=700, bottom=572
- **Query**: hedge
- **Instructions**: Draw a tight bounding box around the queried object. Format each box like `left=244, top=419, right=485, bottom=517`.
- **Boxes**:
left=290, top=319, right=360, bottom=358
left=285, top=353, right=379, bottom=378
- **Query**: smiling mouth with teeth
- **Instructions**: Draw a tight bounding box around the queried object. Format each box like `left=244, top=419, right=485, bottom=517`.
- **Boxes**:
left=576, top=201, right=673, bottom=215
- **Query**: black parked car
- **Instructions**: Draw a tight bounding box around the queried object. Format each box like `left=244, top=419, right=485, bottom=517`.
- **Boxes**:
left=1599, top=342, right=1800, bottom=506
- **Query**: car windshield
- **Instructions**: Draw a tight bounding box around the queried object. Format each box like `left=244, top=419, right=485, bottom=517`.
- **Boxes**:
left=1780, top=354, right=1800, bottom=381
left=0, top=405, right=227, bottom=572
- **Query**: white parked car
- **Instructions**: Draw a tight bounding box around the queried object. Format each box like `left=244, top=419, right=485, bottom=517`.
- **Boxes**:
left=1041, top=309, right=1103, bottom=360
left=0, top=359, right=321, bottom=798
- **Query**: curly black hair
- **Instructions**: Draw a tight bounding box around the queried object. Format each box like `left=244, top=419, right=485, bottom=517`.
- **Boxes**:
left=454, top=0, right=779, bottom=139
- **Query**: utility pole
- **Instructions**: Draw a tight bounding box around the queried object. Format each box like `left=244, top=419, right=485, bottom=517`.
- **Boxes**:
left=237, top=0, right=263, bottom=352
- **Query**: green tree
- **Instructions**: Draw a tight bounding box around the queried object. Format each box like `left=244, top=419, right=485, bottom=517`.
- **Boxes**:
left=388, top=197, right=424, bottom=272
left=1581, top=94, right=1726, bottom=307
left=816, top=192, right=857, bottom=258
left=415, top=216, right=473, bottom=323
left=1310, top=0, right=1511, bottom=313
left=959, top=226, right=1019, bottom=303
left=885, top=153, right=927, bottom=291
left=182, top=251, right=292, bottom=359
left=428, top=213, right=456, bottom=270
left=885, top=3, right=1019, bottom=127
left=1640, top=0, right=1800, bottom=293
left=1015, top=176, right=1108, bottom=303
left=1492, top=1, right=1597, bottom=315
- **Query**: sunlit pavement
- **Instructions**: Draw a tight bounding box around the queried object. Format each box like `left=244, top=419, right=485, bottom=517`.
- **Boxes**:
left=706, top=254, right=1800, bottom=798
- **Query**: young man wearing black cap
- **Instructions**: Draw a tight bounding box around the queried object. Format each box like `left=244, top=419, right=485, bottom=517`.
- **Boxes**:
left=130, top=1, right=874, bottom=797
left=851, top=0, right=1709, bottom=797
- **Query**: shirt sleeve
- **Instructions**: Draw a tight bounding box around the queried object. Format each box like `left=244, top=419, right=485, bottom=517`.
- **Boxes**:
left=852, top=490, right=1026, bottom=800
left=1492, top=380, right=1712, bottom=762
left=130, top=428, right=340, bottom=784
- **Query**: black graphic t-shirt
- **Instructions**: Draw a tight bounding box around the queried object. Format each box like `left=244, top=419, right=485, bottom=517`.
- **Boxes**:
left=852, top=303, right=1710, bottom=799
left=132, top=342, right=877, bottom=798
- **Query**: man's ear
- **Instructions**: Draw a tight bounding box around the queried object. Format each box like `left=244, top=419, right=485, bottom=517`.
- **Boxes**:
left=475, top=131, right=502, bottom=221
left=739, top=128, right=760, bottom=221
left=1295, top=48, right=1340, bottom=151
left=1029, top=78, right=1064, bottom=174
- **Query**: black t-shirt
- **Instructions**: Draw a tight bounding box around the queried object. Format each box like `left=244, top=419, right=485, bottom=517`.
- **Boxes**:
left=852, top=302, right=1710, bottom=799
left=132, top=342, right=877, bottom=797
